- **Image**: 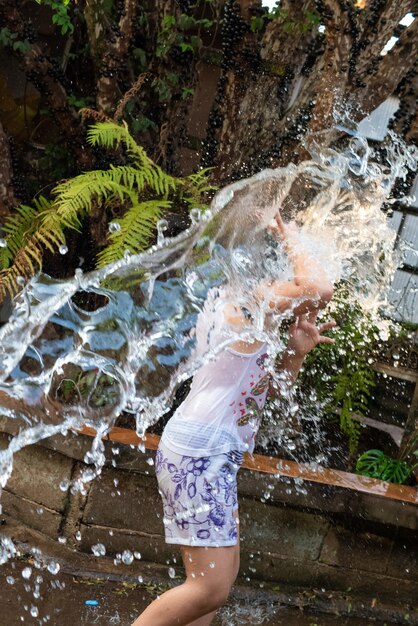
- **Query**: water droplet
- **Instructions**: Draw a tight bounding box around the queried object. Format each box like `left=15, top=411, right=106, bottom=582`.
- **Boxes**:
left=156, top=219, right=169, bottom=245
left=134, top=551, right=142, bottom=560
left=146, top=457, right=154, bottom=466
left=190, top=208, right=201, bottom=224
left=121, top=550, right=134, bottom=565
left=59, top=245, right=68, bottom=255
left=58, top=537, right=67, bottom=544
left=47, top=561, right=60, bottom=575
left=75, top=531, right=82, bottom=541
left=108, top=222, right=121, bottom=233
left=0, top=238, right=7, bottom=248
left=22, top=567, right=32, bottom=579
left=168, top=567, right=176, bottom=578
left=209, top=562, right=215, bottom=569
left=91, top=543, right=106, bottom=557
left=30, top=606, right=39, bottom=617
left=6, top=575, right=15, bottom=584
left=137, top=575, right=143, bottom=583
left=59, top=480, right=70, bottom=492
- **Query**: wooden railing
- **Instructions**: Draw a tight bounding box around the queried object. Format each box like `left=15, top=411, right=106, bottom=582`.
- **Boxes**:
left=78, top=425, right=418, bottom=506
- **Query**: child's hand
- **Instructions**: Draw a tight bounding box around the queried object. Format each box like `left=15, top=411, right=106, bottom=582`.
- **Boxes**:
left=287, top=310, right=336, bottom=357
left=268, top=213, right=299, bottom=248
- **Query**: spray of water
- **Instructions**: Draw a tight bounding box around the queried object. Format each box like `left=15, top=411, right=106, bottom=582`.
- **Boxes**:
left=0, top=132, right=417, bottom=564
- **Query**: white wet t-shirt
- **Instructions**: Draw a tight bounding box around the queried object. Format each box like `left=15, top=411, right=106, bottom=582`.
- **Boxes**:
left=161, top=289, right=270, bottom=456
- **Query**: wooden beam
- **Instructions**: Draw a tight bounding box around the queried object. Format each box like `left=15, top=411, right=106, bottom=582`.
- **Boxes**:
left=373, top=362, right=418, bottom=383
left=76, top=425, right=418, bottom=506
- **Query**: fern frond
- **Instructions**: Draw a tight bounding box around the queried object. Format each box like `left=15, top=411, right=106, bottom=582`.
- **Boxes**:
left=96, top=199, right=170, bottom=268
left=86, top=122, right=178, bottom=196
left=0, top=201, right=47, bottom=269
left=0, top=205, right=67, bottom=299
left=0, top=121, right=213, bottom=302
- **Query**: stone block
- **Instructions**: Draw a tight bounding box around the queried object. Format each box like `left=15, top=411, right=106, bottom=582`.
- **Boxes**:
left=238, top=469, right=355, bottom=516
left=358, top=496, right=418, bottom=531
left=78, top=523, right=179, bottom=565
left=385, top=537, right=418, bottom=581
left=82, top=467, right=163, bottom=534
left=42, top=430, right=158, bottom=476
left=103, top=441, right=158, bottom=475
left=240, top=550, right=318, bottom=586
left=1, top=489, right=61, bottom=539
left=41, top=430, right=95, bottom=463
left=315, top=561, right=418, bottom=602
left=239, top=497, right=329, bottom=562
left=0, top=433, right=73, bottom=511
left=319, top=525, right=393, bottom=574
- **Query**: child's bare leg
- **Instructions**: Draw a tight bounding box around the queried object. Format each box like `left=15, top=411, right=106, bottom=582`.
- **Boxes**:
left=185, top=611, right=216, bottom=626
left=131, top=541, right=239, bottom=626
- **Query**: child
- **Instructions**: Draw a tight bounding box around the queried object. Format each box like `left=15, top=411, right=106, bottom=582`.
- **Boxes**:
left=131, top=213, right=336, bottom=626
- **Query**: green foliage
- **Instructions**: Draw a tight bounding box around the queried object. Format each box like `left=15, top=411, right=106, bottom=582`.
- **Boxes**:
left=34, top=0, right=73, bottom=35
left=356, top=449, right=416, bottom=484
left=0, top=27, right=31, bottom=53
left=301, top=289, right=379, bottom=453
left=156, top=13, right=213, bottom=59
left=153, top=11, right=214, bottom=102
left=67, top=94, right=95, bottom=110
left=55, top=366, right=120, bottom=408
left=0, top=121, right=213, bottom=300
left=250, top=7, right=320, bottom=34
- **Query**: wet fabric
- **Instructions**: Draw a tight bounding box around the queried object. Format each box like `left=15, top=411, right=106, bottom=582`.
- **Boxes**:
left=161, top=289, right=270, bottom=456
left=156, top=439, right=243, bottom=547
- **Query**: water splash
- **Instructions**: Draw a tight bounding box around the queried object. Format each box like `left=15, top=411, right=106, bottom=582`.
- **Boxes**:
left=0, top=133, right=417, bottom=564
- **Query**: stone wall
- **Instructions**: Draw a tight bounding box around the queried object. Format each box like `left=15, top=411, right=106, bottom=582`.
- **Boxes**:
left=1, top=420, right=418, bottom=608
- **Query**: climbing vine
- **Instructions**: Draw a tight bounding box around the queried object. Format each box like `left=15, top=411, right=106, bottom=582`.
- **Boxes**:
left=300, top=289, right=380, bottom=453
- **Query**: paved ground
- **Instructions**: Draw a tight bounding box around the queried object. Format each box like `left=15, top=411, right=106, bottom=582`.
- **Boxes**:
left=0, top=560, right=397, bottom=626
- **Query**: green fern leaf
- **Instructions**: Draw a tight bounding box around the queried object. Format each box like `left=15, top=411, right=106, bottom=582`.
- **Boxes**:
left=97, top=199, right=171, bottom=268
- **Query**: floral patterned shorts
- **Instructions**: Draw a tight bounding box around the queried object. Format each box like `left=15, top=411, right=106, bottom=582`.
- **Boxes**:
left=155, top=440, right=244, bottom=547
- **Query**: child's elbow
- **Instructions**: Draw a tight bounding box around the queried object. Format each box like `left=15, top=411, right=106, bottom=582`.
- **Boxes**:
left=319, top=282, right=334, bottom=306
left=295, top=277, right=334, bottom=307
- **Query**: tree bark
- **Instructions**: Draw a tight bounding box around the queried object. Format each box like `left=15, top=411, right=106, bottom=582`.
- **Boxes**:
left=355, top=17, right=418, bottom=119
left=210, top=0, right=321, bottom=180
left=308, top=1, right=354, bottom=133
left=147, top=0, right=201, bottom=173
left=0, top=122, right=18, bottom=219
left=0, top=0, right=94, bottom=168
left=84, top=0, right=109, bottom=62
left=95, top=0, right=138, bottom=113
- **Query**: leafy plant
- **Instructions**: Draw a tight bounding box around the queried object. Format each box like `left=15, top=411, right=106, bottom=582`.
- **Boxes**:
left=356, top=427, right=418, bottom=484
left=53, top=365, right=120, bottom=408
left=250, top=7, right=320, bottom=34
left=356, top=449, right=416, bottom=484
left=301, top=289, right=379, bottom=453
left=0, top=27, right=31, bottom=53
left=0, top=121, right=214, bottom=300
left=34, top=0, right=74, bottom=35
left=156, top=14, right=213, bottom=60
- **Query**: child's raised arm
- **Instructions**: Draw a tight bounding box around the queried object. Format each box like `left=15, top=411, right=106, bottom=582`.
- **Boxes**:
left=254, top=213, right=334, bottom=317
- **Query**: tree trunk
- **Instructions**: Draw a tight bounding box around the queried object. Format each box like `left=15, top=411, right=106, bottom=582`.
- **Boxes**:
left=205, top=0, right=418, bottom=182
left=95, top=0, right=138, bottom=113
left=0, top=122, right=18, bottom=218
left=210, top=0, right=322, bottom=180
left=0, top=0, right=94, bottom=168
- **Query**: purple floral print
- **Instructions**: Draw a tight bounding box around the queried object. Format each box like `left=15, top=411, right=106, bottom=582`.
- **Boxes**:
left=155, top=445, right=243, bottom=546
